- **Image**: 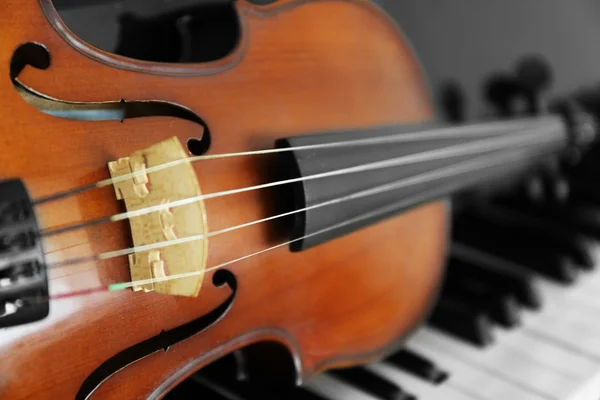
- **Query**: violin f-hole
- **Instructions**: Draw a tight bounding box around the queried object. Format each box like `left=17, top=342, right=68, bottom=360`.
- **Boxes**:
left=75, top=269, right=238, bottom=400
left=9, top=42, right=211, bottom=155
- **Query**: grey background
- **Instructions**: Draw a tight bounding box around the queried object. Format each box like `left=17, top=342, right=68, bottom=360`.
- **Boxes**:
left=381, top=1, right=600, bottom=118
left=56, top=0, right=600, bottom=117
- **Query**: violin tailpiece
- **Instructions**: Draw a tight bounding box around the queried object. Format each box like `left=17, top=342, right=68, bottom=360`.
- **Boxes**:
left=107, top=137, right=208, bottom=297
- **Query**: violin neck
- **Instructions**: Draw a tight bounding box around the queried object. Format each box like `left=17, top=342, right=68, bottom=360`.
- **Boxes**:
left=276, top=115, right=570, bottom=251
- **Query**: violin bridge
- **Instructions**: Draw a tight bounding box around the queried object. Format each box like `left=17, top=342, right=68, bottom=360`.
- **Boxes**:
left=107, top=137, right=208, bottom=297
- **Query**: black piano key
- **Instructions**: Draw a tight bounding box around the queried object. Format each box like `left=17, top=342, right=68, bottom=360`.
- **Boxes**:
left=285, top=387, right=331, bottom=400
left=495, top=197, right=600, bottom=242
left=195, top=376, right=325, bottom=400
left=197, top=358, right=281, bottom=400
left=290, top=387, right=329, bottom=400
left=443, top=270, right=522, bottom=328
left=569, top=176, right=600, bottom=204
left=427, top=295, right=495, bottom=347
left=386, top=349, right=449, bottom=384
left=193, top=376, right=253, bottom=399
left=464, top=236, right=578, bottom=283
left=328, top=367, right=414, bottom=400
left=453, top=220, right=579, bottom=284
left=553, top=204, right=600, bottom=243
left=463, top=204, right=595, bottom=270
left=194, top=374, right=287, bottom=400
left=449, top=247, right=542, bottom=309
left=569, top=144, right=600, bottom=180
left=484, top=292, right=521, bottom=328
left=164, top=378, right=237, bottom=400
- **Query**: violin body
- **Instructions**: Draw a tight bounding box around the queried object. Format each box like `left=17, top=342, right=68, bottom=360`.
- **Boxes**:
left=0, top=1, right=447, bottom=399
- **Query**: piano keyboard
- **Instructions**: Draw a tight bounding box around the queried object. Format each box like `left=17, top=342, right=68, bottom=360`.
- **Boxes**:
left=166, top=191, right=600, bottom=399
left=302, top=247, right=600, bottom=400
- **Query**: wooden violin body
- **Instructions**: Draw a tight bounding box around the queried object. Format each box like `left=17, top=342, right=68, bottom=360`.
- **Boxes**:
left=0, top=1, right=447, bottom=398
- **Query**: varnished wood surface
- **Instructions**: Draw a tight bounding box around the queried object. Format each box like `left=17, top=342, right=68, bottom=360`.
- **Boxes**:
left=0, top=0, right=447, bottom=399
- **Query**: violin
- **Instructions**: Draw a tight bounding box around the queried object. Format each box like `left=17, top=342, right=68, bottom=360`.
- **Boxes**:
left=0, top=1, right=596, bottom=399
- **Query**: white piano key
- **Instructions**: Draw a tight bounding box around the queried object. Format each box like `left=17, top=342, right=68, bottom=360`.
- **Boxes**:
left=411, top=327, right=576, bottom=399
left=493, top=325, right=597, bottom=378
left=368, top=362, right=478, bottom=400
left=398, top=243, right=600, bottom=400
left=541, top=281, right=600, bottom=311
left=521, top=279, right=600, bottom=362
left=568, top=369, right=600, bottom=400
left=526, top=306, right=600, bottom=346
left=422, top=246, right=600, bottom=399
left=484, top=253, right=600, bottom=399
left=523, top=325, right=600, bottom=362
left=408, top=337, right=549, bottom=400
left=534, top=300, right=600, bottom=330
left=576, top=273, right=600, bottom=293
left=508, top=293, right=600, bottom=371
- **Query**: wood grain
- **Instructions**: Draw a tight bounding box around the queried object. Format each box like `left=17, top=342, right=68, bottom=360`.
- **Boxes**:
left=0, top=0, right=447, bottom=399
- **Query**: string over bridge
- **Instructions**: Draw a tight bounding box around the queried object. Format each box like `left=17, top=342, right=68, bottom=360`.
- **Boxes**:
left=108, top=137, right=208, bottom=297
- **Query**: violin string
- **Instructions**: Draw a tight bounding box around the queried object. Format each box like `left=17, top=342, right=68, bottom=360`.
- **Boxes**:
left=106, top=148, right=542, bottom=292
left=44, top=160, right=506, bottom=301
left=45, top=146, right=552, bottom=301
left=40, top=125, right=558, bottom=237
left=32, top=117, right=555, bottom=205
left=48, top=147, right=540, bottom=269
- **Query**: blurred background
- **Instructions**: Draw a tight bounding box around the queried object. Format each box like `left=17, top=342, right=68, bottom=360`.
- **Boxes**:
left=54, top=0, right=600, bottom=118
